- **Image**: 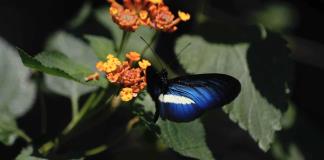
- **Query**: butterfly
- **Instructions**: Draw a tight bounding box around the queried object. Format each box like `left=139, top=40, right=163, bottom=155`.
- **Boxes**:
left=146, top=66, right=241, bottom=122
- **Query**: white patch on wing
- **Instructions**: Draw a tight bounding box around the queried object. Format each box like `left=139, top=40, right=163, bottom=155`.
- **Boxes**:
left=159, top=94, right=195, bottom=104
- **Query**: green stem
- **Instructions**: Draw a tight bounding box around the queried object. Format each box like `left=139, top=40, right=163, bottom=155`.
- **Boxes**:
left=17, top=130, right=32, bottom=143
left=117, top=31, right=130, bottom=57
left=40, top=86, right=119, bottom=156
left=85, top=145, right=108, bottom=156
left=63, top=89, right=105, bottom=135
left=71, top=91, right=79, bottom=123
left=84, top=116, right=139, bottom=157
left=38, top=139, right=58, bottom=156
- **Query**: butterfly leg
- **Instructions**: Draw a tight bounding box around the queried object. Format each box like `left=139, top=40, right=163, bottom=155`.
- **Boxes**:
left=153, top=103, right=160, bottom=123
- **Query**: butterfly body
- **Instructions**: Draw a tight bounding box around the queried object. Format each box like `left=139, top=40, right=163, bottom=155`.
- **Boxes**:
left=146, top=67, right=241, bottom=122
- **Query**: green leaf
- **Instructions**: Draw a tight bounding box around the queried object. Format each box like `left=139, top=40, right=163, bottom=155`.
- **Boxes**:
left=17, top=49, right=71, bottom=79
left=44, top=31, right=100, bottom=97
left=15, top=147, right=47, bottom=160
left=0, top=37, right=35, bottom=145
left=175, top=35, right=284, bottom=151
left=158, top=120, right=214, bottom=160
left=135, top=93, right=214, bottom=160
left=84, top=35, right=114, bottom=60
left=17, top=49, right=107, bottom=88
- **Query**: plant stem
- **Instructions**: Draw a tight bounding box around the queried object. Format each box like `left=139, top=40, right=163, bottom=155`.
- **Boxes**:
left=38, top=139, right=58, bottom=156
left=63, top=89, right=105, bottom=135
left=71, top=89, right=79, bottom=124
left=84, top=116, right=140, bottom=157
left=117, top=31, right=130, bottom=57
left=40, top=85, right=119, bottom=157
left=85, top=145, right=108, bottom=156
left=17, top=129, right=32, bottom=143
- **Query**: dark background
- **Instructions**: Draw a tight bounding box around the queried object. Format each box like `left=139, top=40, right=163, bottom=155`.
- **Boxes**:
left=1, top=0, right=324, bottom=159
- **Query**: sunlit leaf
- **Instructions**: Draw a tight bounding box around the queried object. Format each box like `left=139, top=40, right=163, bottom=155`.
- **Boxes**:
left=175, top=35, right=285, bottom=151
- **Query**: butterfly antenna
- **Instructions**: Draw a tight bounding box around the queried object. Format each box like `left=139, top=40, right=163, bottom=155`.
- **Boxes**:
left=176, top=42, right=191, bottom=59
left=166, top=42, right=191, bottom=67
left=140, top=36, right=164, bottom=68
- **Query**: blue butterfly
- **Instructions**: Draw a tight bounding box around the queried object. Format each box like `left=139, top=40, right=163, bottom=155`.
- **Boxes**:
left=146, top=66, right=241, bottom=122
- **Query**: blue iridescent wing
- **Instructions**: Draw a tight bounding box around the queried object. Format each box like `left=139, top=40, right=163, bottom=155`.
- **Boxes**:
left=159, top=74, right=241, bottom=122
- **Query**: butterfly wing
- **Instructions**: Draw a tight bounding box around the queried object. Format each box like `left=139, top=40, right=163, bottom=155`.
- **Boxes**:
left=158, top=74, right=241, bottom=122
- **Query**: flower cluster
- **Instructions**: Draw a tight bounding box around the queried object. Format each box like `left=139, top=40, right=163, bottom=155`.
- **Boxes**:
left=108, top=0, right=190, bottom=32
left=96, top=52, right=151, bottom=101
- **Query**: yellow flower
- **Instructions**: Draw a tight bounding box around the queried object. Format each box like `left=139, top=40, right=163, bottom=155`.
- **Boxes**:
left=139, top=10, right=148, bottom=20
left=120, top=88, right=134, bottom=101
left=105, top=61, right=118, bottom=72
left=107, top=54, right=114, bottom=60
left=139, top=59, right=151, bottom=70
left=96, top=61, right=106, bottom=72
left=107, top=54, right=121, bottom=65
left=110, top=7, right=118, bottom=15
left=110, top=57, right=122, bottom=66
left=178, top=11, right=190, bottom=21
left=149, top=0, right=163, bottom=4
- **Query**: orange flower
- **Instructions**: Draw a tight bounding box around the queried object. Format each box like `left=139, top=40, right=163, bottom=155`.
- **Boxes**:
left=108, top=0, right=190, bottom=32
left=108, top=0, right=151, bottom=32
left=126, top=51, right=141, bottom=61
left=148, top=5, right=190, bottom=32
left=95, top=53, right=150, bottom=101
left=84, top=72, right=100, bottom=82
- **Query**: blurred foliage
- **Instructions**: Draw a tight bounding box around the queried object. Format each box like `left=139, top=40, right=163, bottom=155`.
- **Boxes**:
left=250, top=2, right=298, bottom=33
left=0, top=38, right=35, bottom=146
left=3, top=0, right=324, bottom=159
left=44, top=31, right=98, bottom=98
